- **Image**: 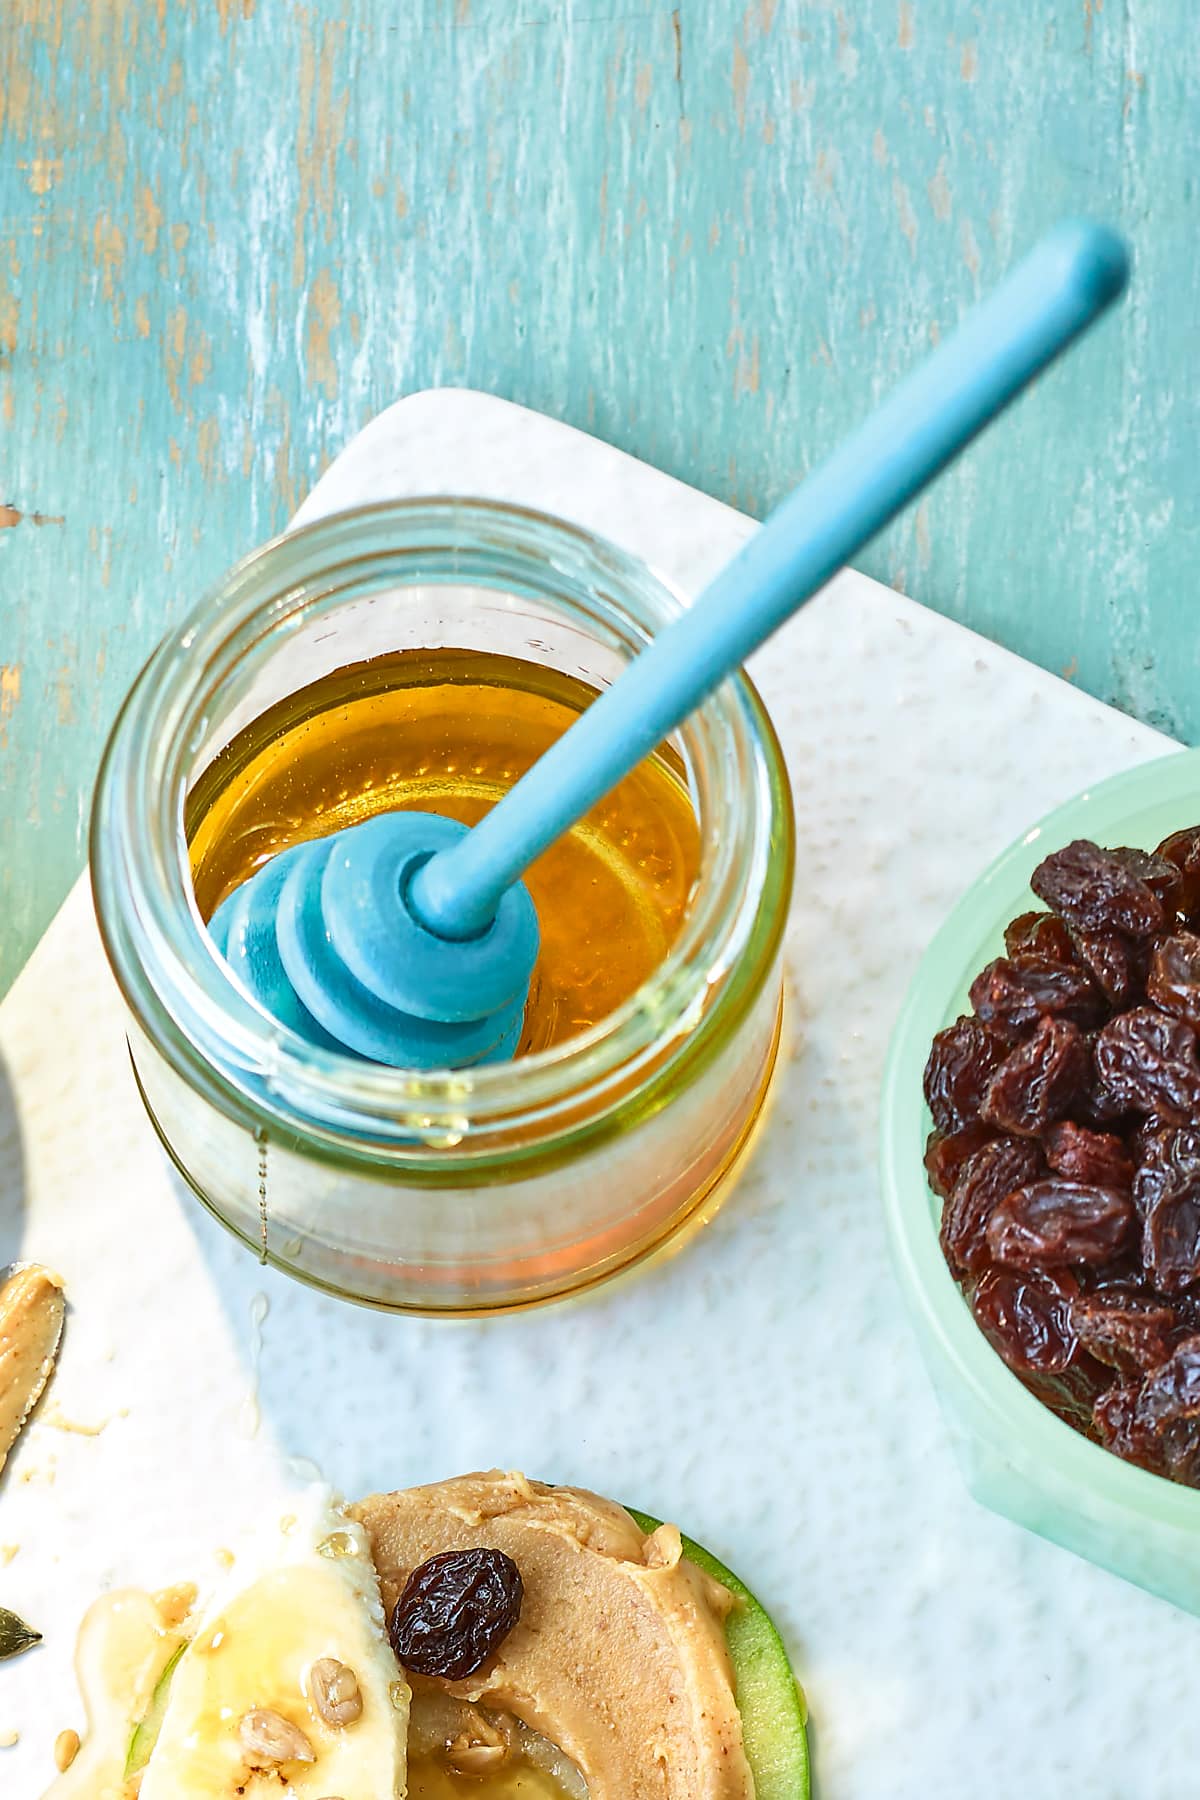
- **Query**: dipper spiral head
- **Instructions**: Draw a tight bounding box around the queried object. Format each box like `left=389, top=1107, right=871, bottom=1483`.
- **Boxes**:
left=208, top=812, right=539, bottom=1071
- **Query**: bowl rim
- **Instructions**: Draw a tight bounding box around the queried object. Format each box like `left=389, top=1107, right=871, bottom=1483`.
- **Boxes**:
left=880, top=744, right=1200, bottom=1534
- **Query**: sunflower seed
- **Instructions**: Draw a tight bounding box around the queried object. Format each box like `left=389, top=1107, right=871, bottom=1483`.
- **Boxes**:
left=0, top=1606, right=41, bottom=1660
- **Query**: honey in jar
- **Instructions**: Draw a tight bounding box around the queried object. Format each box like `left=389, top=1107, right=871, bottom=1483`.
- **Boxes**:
left=188, top=647, right=702, bottom=1059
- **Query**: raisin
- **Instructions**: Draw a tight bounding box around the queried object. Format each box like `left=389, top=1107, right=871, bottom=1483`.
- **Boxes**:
left=922, top=1016, right=1007, bottom=1132
left=1143, top=1185, right=1200, bottom=1294
left=1043, top=1120, right=1134, bottom=1190
left=924, top=1123, right=994, bottom=1200
left=1134, top=1128, right=1200, bottom=1296
left=1093, top=1381, right=1163, bottom=1471
left=1031, top=839, right=1170, bottom=939
left=1004, top=911, right=1077, bottom=962
left=1094, top=1006, right=1200, bottom=1122
left=1075, top=1076, right=1134, bottom=1132
left=986, top=1179, right=1136, bottom=1272
left=1133, top=1124, right=1200, bottom=1213
left=1174, top=1289, right=1200, bottom=1332
left=1113, top=845, right=1186, bottom=913
left=1133, top=1334, right=1200, bottom=1438
left=1162, top=1419, right=1200, bottom=1486
left=1128, top=1113, right=1169, bottom=1164
left=1147, top=931, right=1200, bottom=1030
left=979, top=1016, right=1088, bottom=1137
left=389, top=1549, right=524, bottom=1680
left=1068, top=1289, right=1178, bottom=1374
left=1072, top=929, right=1144, bottom=1009
left=970, top=1266, right=1080, bottom=1374
left=1085, top=1253, right=1146, bottom=1289
left=1156, top=826, right=1200, bottom=920
left=1027, top=1356, right=1111, bottom=1428
left=968, top=955, right=1106, bottom=1041
left=939, top=1136, right=1043, bottom=1276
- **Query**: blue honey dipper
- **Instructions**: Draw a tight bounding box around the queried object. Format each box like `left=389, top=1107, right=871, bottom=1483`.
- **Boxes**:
left=210, top=221, right=1129, bottom=1070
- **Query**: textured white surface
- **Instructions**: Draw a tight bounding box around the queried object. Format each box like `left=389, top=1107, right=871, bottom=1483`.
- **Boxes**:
left=1, top=391, right=1195, bottom=1798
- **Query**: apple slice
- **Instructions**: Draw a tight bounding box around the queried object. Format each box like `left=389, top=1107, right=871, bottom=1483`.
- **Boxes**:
left=124, top=1643, right=185, bottom=1780
left=629, top=1510, right=810, bottom=1800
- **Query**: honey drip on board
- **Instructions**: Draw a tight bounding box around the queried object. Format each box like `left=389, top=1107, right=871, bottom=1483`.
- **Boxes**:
left=187, top=648, right=702, bottom=1056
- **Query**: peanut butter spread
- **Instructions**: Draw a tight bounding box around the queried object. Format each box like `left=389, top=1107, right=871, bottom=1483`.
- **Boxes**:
left=0, top=1264, right=65, bottom=1472
left=353, top=1470, right=755, bottom=1800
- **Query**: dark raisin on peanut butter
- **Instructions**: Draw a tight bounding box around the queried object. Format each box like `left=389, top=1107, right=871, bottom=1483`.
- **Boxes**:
left=389, top=1548, right=524, bottom=1681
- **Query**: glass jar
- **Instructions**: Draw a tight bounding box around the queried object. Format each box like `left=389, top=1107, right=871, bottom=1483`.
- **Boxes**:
left=91, top=499, right=794, bottom=1314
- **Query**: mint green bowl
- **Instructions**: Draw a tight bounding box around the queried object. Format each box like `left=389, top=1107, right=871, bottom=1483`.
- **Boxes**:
left=881, top=747, right=1200, bottom=1614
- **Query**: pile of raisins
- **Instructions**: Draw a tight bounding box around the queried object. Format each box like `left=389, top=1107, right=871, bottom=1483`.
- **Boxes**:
left=924, top=829, right=1200, bottom=1484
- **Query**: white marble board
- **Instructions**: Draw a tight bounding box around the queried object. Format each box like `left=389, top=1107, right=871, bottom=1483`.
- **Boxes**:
left=1, top=391, right=1194, bottom=1798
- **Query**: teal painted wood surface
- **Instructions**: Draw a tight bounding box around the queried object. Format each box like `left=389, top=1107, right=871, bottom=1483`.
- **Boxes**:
left=0, top=0, right=1196, bottom=994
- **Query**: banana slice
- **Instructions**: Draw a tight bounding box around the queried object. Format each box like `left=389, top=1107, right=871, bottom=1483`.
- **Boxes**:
left=139, top=1489, right=408, bottom=1800
left=41, top=1590, right=184, bottom=1799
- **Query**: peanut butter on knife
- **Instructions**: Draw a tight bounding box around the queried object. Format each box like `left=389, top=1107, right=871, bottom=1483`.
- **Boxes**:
left=0, top=1264, right=65, bottom=1474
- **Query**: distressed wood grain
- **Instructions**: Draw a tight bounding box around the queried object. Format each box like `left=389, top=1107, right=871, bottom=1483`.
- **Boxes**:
left=1, top=0, right=1196, bottom=992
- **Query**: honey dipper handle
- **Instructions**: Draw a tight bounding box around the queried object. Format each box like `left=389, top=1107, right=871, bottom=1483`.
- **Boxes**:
left=412, top=220, right=1129, bottom=941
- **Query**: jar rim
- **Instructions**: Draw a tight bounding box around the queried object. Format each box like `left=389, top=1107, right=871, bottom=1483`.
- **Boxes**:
left=91, top=497, right=792, bottom=1163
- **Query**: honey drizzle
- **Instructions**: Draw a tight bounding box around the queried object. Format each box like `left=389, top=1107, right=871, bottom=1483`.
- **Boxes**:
left=254, top=1128, right=269, bottom=1263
